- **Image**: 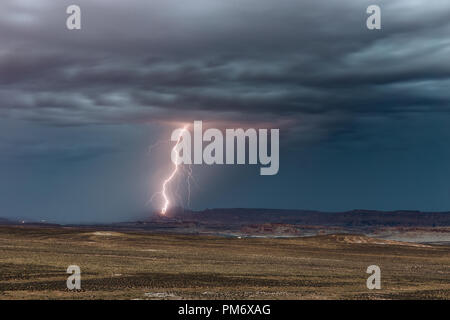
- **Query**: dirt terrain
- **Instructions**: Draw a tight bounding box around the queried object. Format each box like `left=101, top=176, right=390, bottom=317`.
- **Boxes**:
left=0, top=225, right=448, bottom=299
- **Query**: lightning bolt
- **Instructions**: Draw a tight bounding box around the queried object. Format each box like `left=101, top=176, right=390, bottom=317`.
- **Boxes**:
left=149, top=124, right=191, bottom=215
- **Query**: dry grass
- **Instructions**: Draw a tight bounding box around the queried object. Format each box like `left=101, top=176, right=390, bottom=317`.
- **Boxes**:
left=0, top=225, right=448, bottom=300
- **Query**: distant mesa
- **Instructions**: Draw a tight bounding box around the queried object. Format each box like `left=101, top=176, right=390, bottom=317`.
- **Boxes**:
left=156, top=208, right=450, bottom=227
left=0, top=217, right=13, bottom=224
left=1, top=208, right=449, bottom=230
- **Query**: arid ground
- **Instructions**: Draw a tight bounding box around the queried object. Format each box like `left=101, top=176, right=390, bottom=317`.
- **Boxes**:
left=0, top=225, right=448, bottom=299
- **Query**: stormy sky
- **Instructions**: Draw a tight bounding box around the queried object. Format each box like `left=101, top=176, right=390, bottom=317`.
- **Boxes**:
left=1, top=0, right=450, bottom=223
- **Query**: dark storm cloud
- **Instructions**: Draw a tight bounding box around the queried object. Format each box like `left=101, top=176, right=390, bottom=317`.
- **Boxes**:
left=1, top=0, right=450, bottom=138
